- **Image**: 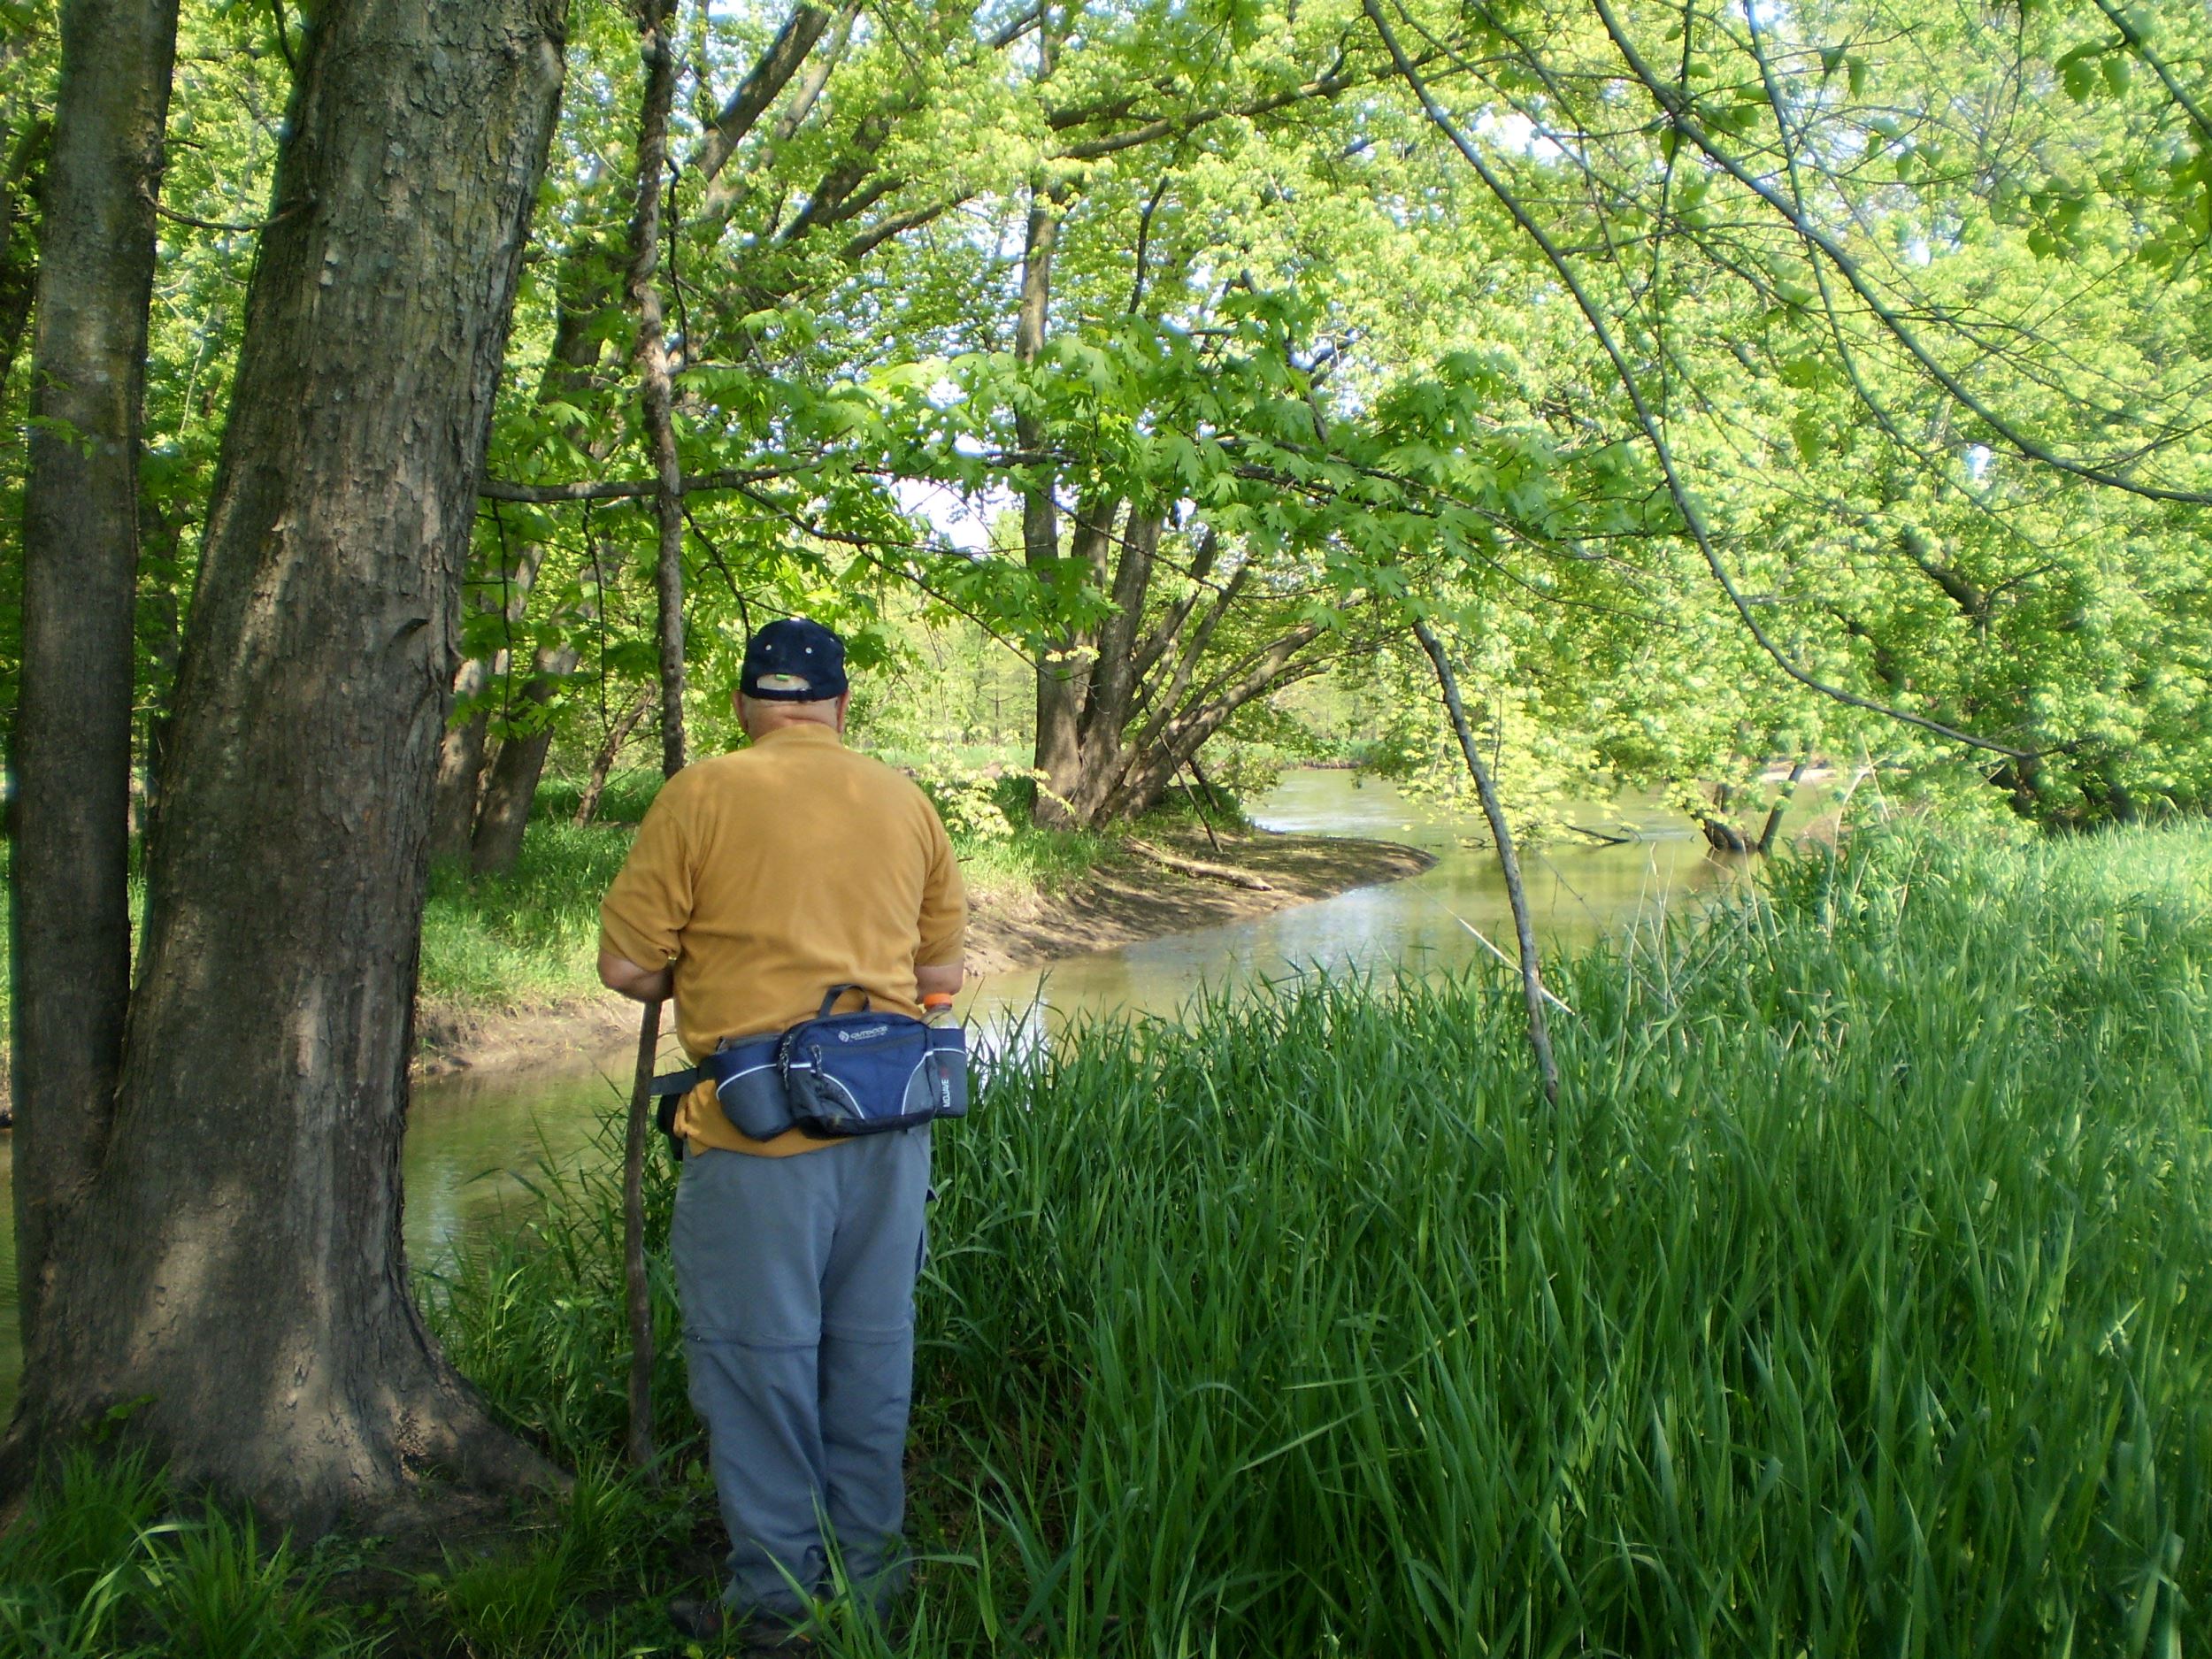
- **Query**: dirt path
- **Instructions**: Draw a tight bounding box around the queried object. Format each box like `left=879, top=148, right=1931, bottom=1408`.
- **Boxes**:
left=411, top=826, right=1433, bottom=1080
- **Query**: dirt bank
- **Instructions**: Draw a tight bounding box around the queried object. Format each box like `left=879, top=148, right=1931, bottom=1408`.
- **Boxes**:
left=411, top=827, right=1433, bottom=1080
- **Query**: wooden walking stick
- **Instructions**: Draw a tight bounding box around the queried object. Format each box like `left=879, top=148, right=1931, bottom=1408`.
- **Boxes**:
left=624, top=995, right=663, bottom=1480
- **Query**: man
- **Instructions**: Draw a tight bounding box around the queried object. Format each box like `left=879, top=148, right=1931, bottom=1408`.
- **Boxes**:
left=597, top=618, right=966, bottom=1648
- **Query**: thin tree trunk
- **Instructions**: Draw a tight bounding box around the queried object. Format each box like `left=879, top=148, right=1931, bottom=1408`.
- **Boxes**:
left=574, top=685, right=655, bottom=825
left=1412, top=618, right=1560, bottom=1108
left=1756, top=758, right=1809, bottom=856
left=619, top=0, right=686, bottom=1478
left=1015, top=178, right=1074, bottom=826
left=627, top=0, right=686, bottom=780
left=11, top=0, right=180, bottom=1348
left=10, top=0, right=571, bottom=1524
left=471, top=642, right=580, bottom=875
left=624, top=996, right=661, bottom=1479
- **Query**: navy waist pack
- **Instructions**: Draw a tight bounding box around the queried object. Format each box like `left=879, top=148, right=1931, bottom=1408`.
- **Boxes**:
left=651, top=984, right=967, bottom=1148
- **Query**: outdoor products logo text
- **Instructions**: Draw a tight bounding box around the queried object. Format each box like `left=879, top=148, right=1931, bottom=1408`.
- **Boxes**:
left=839, top=1025, right=889, bottom=1042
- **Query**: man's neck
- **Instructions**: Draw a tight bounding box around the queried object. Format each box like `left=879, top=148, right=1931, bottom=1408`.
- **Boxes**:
left=752, top=718, right=841, bottom=743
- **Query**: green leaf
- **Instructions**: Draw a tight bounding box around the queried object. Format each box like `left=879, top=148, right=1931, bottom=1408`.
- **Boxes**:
left=2102, top=53, right=2131, bottom=96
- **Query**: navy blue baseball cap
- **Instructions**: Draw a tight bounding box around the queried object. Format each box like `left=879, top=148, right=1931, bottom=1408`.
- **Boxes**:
left=741, top=618, right=849, bottom=702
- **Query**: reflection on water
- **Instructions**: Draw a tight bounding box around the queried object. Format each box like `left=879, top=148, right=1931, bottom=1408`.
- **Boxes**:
left=0, top=770, right=1750, bottom=1410
left=961, top=772, right=1723, bottom=1045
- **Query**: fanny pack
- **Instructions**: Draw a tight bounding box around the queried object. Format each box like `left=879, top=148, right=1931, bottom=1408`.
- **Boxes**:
left=651, top=984, right=967, bottom=1152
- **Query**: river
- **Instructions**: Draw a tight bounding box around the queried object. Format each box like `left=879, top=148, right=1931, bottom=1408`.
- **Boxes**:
left=0, top=768, right=1743, bottom=1409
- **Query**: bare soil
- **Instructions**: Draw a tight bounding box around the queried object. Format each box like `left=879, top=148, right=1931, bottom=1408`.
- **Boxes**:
left=410, top=826, right=1433, bottom=1081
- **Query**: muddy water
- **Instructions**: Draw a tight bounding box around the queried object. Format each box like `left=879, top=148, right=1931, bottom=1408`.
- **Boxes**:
left=0, top=771, right=1746, bottom=1409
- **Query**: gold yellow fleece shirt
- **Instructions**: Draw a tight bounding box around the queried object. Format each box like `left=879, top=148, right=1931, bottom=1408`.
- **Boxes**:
left=598, top=723, right=966, bottom=1156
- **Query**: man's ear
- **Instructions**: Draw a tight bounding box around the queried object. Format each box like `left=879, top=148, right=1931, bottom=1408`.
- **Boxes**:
left=835, top=690, right=852, bottom=734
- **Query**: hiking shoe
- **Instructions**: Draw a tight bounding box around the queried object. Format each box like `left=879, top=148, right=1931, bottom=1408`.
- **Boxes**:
left=666, top=1594, right=730, bottom=1642
left=666, top=1594, right=817, bottom=1654
left=742, top=1625, right=817, bottom=1655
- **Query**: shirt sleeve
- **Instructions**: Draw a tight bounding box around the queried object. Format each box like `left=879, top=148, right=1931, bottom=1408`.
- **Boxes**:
left=599, top=779, right=695, bottom=970
left=915, top=797, right=967, bottom=967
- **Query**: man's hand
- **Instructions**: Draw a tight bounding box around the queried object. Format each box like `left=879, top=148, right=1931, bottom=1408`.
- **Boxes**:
left=599, top=948, right=673, bottom=1002
left=916, top=961, right=964, bottom=1002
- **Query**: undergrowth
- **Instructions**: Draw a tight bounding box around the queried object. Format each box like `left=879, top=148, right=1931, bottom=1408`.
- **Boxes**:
left=6, top=826, right=2209, bottom=1655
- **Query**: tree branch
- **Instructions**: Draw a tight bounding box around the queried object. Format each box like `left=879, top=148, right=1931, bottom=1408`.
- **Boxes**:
left=1365, top=0, right=2044, bottom=760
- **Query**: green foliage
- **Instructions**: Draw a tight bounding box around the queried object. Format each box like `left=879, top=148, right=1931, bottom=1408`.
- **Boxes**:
left=0, top=1450, right=366, bottom=1659
left=419, top=822, right=639, bottom=1010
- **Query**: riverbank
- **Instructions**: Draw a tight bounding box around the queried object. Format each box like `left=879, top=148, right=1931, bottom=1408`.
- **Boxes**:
left=411, top=823, right=1434, bottom=1079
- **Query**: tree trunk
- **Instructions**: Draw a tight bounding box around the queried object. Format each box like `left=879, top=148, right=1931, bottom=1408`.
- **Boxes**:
left=10, top=0, right=180, bottom=1349
left=1755, top=758, right=1809, bottom=856
left=1015, top=180, right=1074, bottom=826
left=1413, top=618, right=1560, bottom=1108
left=572, top=685, right=654, bottom=825
left=10, top=0, right=572, bottom=1525
left=471, top=642, right=580, bottom=874
left=626, top=0, right=687, bottom=778
left=427, top=657, right=496, bottom=861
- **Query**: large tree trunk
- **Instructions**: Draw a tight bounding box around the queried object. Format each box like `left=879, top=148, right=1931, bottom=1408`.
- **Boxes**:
left=470, top=641, right=580, bottom=874
left=10, top=0, right=179, bottom=1348
left=10, top=0, right=571, bottom=1525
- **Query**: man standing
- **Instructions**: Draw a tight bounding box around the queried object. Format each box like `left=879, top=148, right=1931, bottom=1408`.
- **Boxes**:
left=597, top=618, right=966, bottom=1648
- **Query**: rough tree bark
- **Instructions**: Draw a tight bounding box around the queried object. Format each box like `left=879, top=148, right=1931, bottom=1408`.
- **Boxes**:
left=10, top=0, right=179, bottom=1348
left=10, top=0, right=572, bottom=1525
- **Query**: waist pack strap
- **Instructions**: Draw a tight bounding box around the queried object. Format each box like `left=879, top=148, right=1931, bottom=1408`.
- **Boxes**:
left=648, top=1066, right=699, bottom=1162
left=817, top=983, right=869, bottom=1018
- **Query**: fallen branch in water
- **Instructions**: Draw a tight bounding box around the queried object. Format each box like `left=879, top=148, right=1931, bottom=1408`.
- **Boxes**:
left=1123, top=838, right=1274, bottom=891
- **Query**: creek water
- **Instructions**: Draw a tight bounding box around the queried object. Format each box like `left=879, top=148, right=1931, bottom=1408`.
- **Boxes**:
left=0, top=769, right=1745, bottom=1410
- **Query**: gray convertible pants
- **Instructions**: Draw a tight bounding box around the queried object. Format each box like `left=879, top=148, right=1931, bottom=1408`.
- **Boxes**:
left=671, top=1126, right=931, bottom=1622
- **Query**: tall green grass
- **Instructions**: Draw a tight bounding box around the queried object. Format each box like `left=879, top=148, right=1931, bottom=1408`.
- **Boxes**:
left=0, top=1450, right=370, bottom=1659
left=421, top=825, right=2212, bottom=1655
left=9, top=827, right=2207, bottom=1655
left=419, top=823, right=636, bottom=1010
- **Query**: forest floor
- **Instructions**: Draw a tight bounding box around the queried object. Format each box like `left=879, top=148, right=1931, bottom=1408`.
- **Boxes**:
left=411, top=824, right=1433, bottom=1080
